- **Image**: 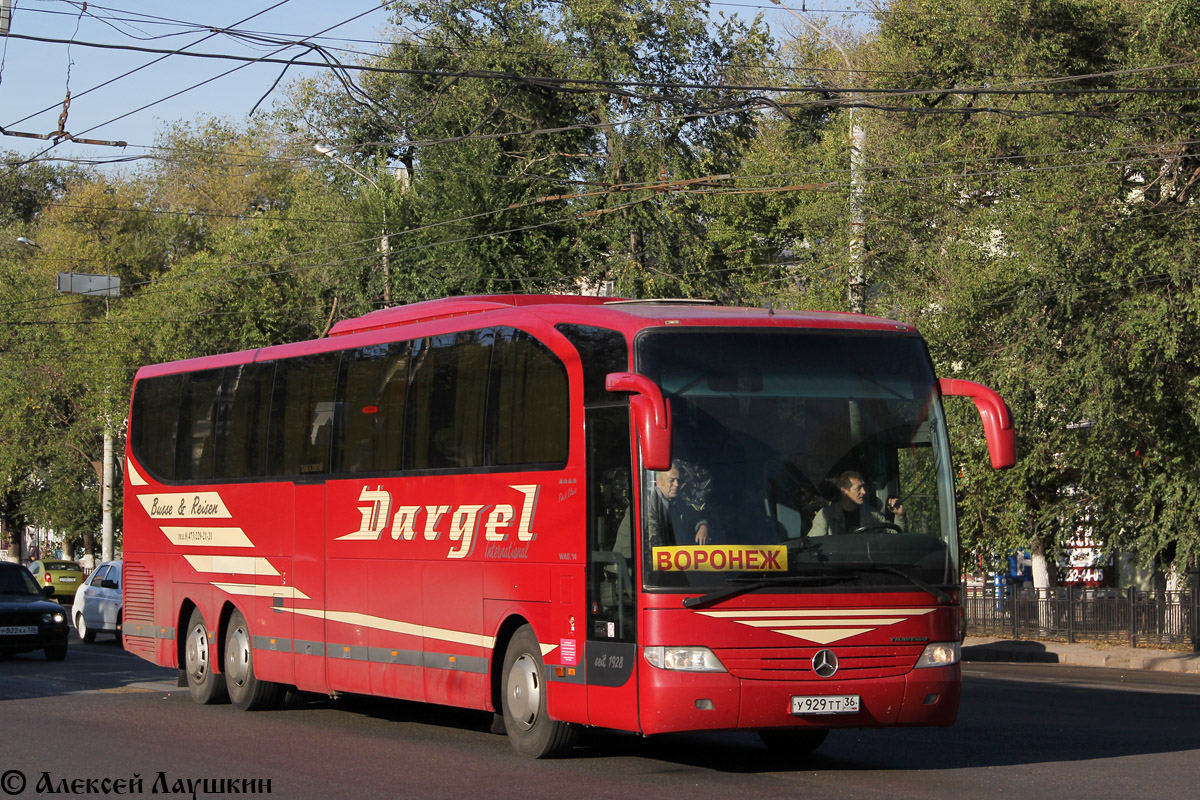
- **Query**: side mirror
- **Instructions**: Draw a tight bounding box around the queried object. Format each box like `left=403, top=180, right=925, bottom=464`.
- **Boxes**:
left=939, top=378, right=1016, bottom=469
left=101, top=579, right=118, bottom=590
left=42, top=585, right=56, bottom=598
left=604, top=372, right=672, bottom=471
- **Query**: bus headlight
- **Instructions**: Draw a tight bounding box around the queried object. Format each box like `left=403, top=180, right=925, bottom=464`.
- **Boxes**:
left=643, top=646, right=727, bottom=672
left=914, top=642, right=960, bottom=668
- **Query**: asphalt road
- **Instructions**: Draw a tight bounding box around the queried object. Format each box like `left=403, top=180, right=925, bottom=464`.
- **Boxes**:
left=2, top=634, right=1199, bottom=799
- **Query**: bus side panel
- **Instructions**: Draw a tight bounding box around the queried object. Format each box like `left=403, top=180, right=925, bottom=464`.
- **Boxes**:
left=120, top=553, right=175, bottom=667
left=367, top=556, right=425, bottom=702
left=424, top=561, right=487, bottom=709
left=220, top=483, right=295, bottom=687
left=545, top=564, right=589, bottom=726
left=292, top=484, right=326, bottom=693
left=584, top=647, right=640, bottom=732
left=325, top=548, right=373, bottom=695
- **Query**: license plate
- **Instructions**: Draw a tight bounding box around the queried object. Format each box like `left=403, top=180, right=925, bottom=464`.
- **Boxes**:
left=0, top=626, right=37, bottom=636
left=791, top=694, right=860, bottom=715
left=59, top=577, right=77, bottom=583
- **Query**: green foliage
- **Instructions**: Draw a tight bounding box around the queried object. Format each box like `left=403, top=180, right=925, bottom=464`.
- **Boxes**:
left=279, top=0, right=774, bottom=301
left=4, top=0, right=1200, bottom=577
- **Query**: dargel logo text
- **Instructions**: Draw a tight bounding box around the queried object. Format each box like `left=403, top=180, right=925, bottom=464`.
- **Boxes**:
left=336, top=484, right=540, bottom=560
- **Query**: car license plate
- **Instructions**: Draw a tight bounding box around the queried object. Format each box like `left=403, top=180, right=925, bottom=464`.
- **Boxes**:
left=791, top=694, right=860, bottom=715
left=59, top=577, right=77, bottom=583
left=0, top=626, right=37, bottom=636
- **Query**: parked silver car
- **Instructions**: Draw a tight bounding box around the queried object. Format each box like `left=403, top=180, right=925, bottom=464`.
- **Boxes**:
left=72, top=560, right=122, bottom=643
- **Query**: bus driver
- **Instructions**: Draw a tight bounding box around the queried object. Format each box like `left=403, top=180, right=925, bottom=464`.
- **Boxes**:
left=809, top=470, right=905, bottom=537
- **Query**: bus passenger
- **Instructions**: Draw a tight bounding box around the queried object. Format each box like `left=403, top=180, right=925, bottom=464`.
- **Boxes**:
left=809, top=470, right=905, bottom=536
left=647, top=460, right=712, bottom=547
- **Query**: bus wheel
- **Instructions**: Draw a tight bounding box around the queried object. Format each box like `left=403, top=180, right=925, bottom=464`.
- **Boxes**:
left=184, top=608, right=227, bottom=704
left=224, top=610, right=282, bottom=711
left=758, top=728, right=829, bottom=754
left=501, top=625, right=578, bottom=758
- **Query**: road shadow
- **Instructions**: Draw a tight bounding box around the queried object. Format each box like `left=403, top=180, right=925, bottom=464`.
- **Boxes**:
left=0, top=630, right=176, bottom=702
left=963, top=639, right=1059, bottom=663
left=277, top=670, right=1200, bottom=772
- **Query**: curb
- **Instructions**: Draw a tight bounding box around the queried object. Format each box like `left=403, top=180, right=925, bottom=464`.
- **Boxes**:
left=962, top=638, right=1200, bottom=674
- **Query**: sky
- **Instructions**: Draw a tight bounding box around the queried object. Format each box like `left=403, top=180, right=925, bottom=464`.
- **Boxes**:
left=0, top=0, right=403, bottom=165
left=0, top=1, right=871, bottom=168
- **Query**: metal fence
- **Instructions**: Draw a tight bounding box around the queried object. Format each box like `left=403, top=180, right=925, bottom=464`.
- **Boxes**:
left=964, top=586, right=1200, bottom=651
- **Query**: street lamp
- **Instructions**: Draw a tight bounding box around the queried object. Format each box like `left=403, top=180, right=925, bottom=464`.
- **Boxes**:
left=314, top=142, right=393, bottom=306
left=770, top=0, right=866, bottom=314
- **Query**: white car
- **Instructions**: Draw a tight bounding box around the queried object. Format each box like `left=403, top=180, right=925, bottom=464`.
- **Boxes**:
left=72, top=560, right=122, bottom=643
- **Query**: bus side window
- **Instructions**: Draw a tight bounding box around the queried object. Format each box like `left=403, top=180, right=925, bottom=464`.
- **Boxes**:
left=130, top=373, right=182, bottom=482
left=175, top=369, right=222, bottom=482
left=489, top=328, right=568, bottom=467
left=213, top=363, right=272, bottom=480
left=336, top=342, right=411, bottom=473
left=268, top=353, right=339, bottom=477
left=405, top=331, right=491, bottom=470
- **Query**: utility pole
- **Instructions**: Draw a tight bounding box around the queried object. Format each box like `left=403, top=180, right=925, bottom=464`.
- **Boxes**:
left=54, top=271, right=121, bottom=564
left=315, top=143, right=394, bottom=306
left=770, top=1, right=866, bottom=314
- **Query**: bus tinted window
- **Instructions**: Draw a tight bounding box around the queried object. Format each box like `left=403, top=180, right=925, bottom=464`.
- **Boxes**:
left=130, top=373, right=182, bottom=481
left=214, top=363, right=273, bottom=479
left=336, top=341, right=411, bottom=473
left=175, top=369, right=222, bottom=481
left=406, top=331, right=492, bottom=470
left=490, top=328, right=568, bottom=465
left=268, top=353, right=339, bottom=477
left=555, top=324, right=628, bottom=405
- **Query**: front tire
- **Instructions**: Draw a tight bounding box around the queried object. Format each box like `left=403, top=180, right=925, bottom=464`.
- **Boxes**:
left=44, top=642, right=68, bottom=661
left=500, top=625, right=577, bottom=758
left=75, top=612, right=96, bottom=643
left=224, top=609, right=282, bottom=711
left=184, top=607, right=227, bottom=704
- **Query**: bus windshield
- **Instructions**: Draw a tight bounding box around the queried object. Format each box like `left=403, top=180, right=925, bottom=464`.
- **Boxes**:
left=636, top=329, right=958, bottom=594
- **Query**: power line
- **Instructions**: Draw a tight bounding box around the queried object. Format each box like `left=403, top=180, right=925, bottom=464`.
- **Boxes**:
left=10, top=30, right=1200, bottom=103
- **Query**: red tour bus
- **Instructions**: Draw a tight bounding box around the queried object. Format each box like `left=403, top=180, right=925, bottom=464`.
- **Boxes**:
left=122, top=295, right=1014, bottom=757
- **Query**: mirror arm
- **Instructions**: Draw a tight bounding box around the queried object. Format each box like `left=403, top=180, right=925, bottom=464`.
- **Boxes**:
left=939, top=378, right=1016, bottom=469
left=605, top=372, right=672, bottom=470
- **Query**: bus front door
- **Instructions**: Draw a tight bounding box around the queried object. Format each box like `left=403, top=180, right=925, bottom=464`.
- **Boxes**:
left=585, top=407, right=639, bottom=730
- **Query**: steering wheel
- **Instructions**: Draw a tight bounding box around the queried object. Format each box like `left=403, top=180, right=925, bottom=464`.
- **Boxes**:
left=848, top=522, right=902, bottom=535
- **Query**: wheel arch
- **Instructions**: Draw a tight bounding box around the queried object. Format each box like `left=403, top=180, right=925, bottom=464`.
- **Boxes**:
left=175, top=597, right=240, bottom=674
left=175, top=598, right=199, bottom=670
left=215, top=599, right=244, bottom=672
left=490, top=613, right=532, bottom=714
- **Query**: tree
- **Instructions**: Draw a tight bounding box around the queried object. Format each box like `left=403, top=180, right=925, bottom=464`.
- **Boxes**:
left=851, top=0, right=1200, bottom=581
left=280, top=0, right=775, bottom=302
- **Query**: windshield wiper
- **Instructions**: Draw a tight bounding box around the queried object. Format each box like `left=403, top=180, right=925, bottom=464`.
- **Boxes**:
left=682, top=574, right=843, bottom=610
left=828, top=563, right=952, bottom=604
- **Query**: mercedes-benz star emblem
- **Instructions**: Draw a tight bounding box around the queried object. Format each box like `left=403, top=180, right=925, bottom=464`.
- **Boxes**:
left=812, top=649, right=839, bottom=678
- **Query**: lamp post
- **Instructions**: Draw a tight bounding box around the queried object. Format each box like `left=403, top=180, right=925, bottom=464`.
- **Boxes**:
left=314, top=143, right=393, bottom=306
left=770, top=0, right=866, bottom=314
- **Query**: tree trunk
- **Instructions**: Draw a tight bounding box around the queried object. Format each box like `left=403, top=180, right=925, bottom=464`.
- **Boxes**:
left=1030, top=533, right=1055, bottom=630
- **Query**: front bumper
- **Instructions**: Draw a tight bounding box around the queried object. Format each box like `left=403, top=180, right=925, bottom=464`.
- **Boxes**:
left=638, top=662, right=961, bottom=735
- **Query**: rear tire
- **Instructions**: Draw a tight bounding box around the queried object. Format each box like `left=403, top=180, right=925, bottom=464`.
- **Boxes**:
left=75, top=612, right=96, bottom=643
left=500, top=625, right=578, bottom=758
left=224, top=609, right=282, bottom=711
left=758, top=728, right=829, bottom=754
left=184, top=607, right=227, bottom=704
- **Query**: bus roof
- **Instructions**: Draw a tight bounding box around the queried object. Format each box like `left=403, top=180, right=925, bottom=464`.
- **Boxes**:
left=134, top=295, right=917, bottom=379
left=327, top=294, right=917, bottom=337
